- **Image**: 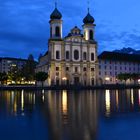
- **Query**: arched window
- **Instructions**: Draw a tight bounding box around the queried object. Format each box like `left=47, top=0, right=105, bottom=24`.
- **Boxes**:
left=56, top=51, right=60, bottom=59
left=83, top=52, right=87, bottom=60
left=89, top=30, right=93, bottom=40
left=55, top=26, right=60, bottom=37
left=74, top=50, right=79, bottom=60
left=66, top=51, right=69, bottom=60
left=91, top=53, right=94, bottom=61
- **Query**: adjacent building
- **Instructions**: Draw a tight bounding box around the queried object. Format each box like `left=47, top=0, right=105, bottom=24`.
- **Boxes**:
left=98, top=51, right=140, bottom=84
left=36, top=6, right=98, bottom=86
left=0, top=57, right=27, bottom=73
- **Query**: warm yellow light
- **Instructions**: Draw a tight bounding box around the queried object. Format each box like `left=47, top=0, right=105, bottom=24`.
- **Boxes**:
left=116, top=90, right=119, bottom=109
left=105, top=77, right=110, bottom=81
left=62, top=90, right=68, bottom=115
left=62, top=77, right=67, bottom=81
left=139, top=89, right=140, bottom=106
left=21, top=90, right=24, bottom=111
left=105, top=90, right=110, bottom=117
left=131, top=89, right=134, bottom=106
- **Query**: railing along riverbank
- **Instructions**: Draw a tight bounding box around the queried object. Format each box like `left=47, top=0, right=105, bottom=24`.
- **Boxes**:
left=0, top=84, right=140, bottom=90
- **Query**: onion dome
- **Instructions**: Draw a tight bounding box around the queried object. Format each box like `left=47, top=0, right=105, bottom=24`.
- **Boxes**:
left=83, top=12, right=94, bottom=24
left=50, top=8, right=62, bottom=20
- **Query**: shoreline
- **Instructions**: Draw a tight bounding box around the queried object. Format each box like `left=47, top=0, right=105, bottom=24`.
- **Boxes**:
left=0, top=84, right=140, bottom=91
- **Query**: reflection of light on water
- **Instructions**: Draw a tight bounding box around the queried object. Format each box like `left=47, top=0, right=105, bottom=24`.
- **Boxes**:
left=139, top=90, right=140, bottom=106
left=131, top=89, right=134, bottom=106
left=33, top=94, right=35, bottom=104
left=116, top=90, right=119, bottom=109
left=13, top=93, right=17, bottom=114
left=42, top=94, right=45, bottom=102
left=21, top=90, right=24, bottom=111
left=42, top=89, right=45, bottom=94
left=62, top=90, right=68, bottom=115
left=11, top=91, right=14, bottom=105
left=42, top=89, right=45, bottom=102
left=29, top=93, right=33, bottom=104
left=105, top=90, right=110, bottom=117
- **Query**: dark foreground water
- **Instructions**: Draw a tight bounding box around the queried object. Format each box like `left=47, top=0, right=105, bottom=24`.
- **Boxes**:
left=0, top=89, right=140, bottom=140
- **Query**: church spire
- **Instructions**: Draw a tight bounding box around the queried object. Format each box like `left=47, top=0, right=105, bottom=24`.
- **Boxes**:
left=83, top=0, right=95, bottom=24
left=55, top=1, right=57, bottom=8
left=87, top=0, right=90, bottom=13
left=50, top=0, right=62, bottom=20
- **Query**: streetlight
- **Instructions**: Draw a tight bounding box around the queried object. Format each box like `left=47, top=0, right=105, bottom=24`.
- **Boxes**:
left=105, top=77, right=110, bottom=84
left=62, top=77, right=67, bottom=85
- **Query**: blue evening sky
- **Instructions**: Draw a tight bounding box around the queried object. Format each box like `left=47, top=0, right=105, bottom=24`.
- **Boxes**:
left=0, top=0, right=140, bottom=59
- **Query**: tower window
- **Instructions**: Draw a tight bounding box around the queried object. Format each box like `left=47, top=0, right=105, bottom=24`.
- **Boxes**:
left=66, top=51, right=70, bottom=60
left=83, top=52, right=87, bottom=60
left=74, top=50, right=79, bottom=60
left=89, top=30, right=93, bottom=40
left=55, top=26, right=60, bottom=37
left=56, top=51, right=60, bottom=59
left=91, top=53, right=94, bottom=61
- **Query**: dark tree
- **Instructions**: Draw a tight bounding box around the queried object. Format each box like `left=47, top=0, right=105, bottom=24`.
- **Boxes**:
left=35, top=72, right=48, bottom=87
left=8, top=66, right=22, bottom=84
left=22, top=54, right=37, bottom=82
left=0, top=72, right=8, bottom=85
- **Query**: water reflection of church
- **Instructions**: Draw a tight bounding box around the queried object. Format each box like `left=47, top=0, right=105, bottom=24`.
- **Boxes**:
left=45, top=90, right=99, bottom=140
left=1, top=89, right=140, bottom=140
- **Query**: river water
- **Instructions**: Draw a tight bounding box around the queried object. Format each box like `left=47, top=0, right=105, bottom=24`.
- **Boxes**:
left=0, top=89, right=140, bottom=140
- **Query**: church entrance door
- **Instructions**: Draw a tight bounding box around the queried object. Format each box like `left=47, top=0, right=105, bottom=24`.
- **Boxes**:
left=74, top=77, right=79, bottom=85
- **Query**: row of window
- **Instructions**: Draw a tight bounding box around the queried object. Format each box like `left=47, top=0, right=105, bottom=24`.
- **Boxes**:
left=56, top=67, right=94, bottom=72
left=99, top=65, right=140, bottom=71
left=99, top=70, right=139, bottom=76
left=56, top=50, right=95, bottom=61
left=100, top=60, right=139, bottom=66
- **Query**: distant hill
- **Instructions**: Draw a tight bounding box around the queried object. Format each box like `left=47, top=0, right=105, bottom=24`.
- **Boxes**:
left=113, top=47, right=140, bottom=55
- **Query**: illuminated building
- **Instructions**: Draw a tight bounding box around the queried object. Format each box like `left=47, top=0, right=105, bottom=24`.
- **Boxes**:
left=0, top=57, right=27, bottom=73
left=36, top=4, right=98, bottom=86
left=98, top=51, right=140, bottom=84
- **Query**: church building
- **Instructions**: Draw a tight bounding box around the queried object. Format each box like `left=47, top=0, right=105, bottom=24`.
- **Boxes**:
left=36, top=4, right=98, bottom=86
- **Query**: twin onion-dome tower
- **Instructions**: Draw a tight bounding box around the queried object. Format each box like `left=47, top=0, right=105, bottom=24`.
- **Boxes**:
left=36, top=2, right=98, bottom=86
left=49, top=3, right=96, bottom=41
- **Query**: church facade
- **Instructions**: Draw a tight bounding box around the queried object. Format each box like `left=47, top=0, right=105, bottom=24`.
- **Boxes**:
left=36, top=6, right=98, bottom=86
